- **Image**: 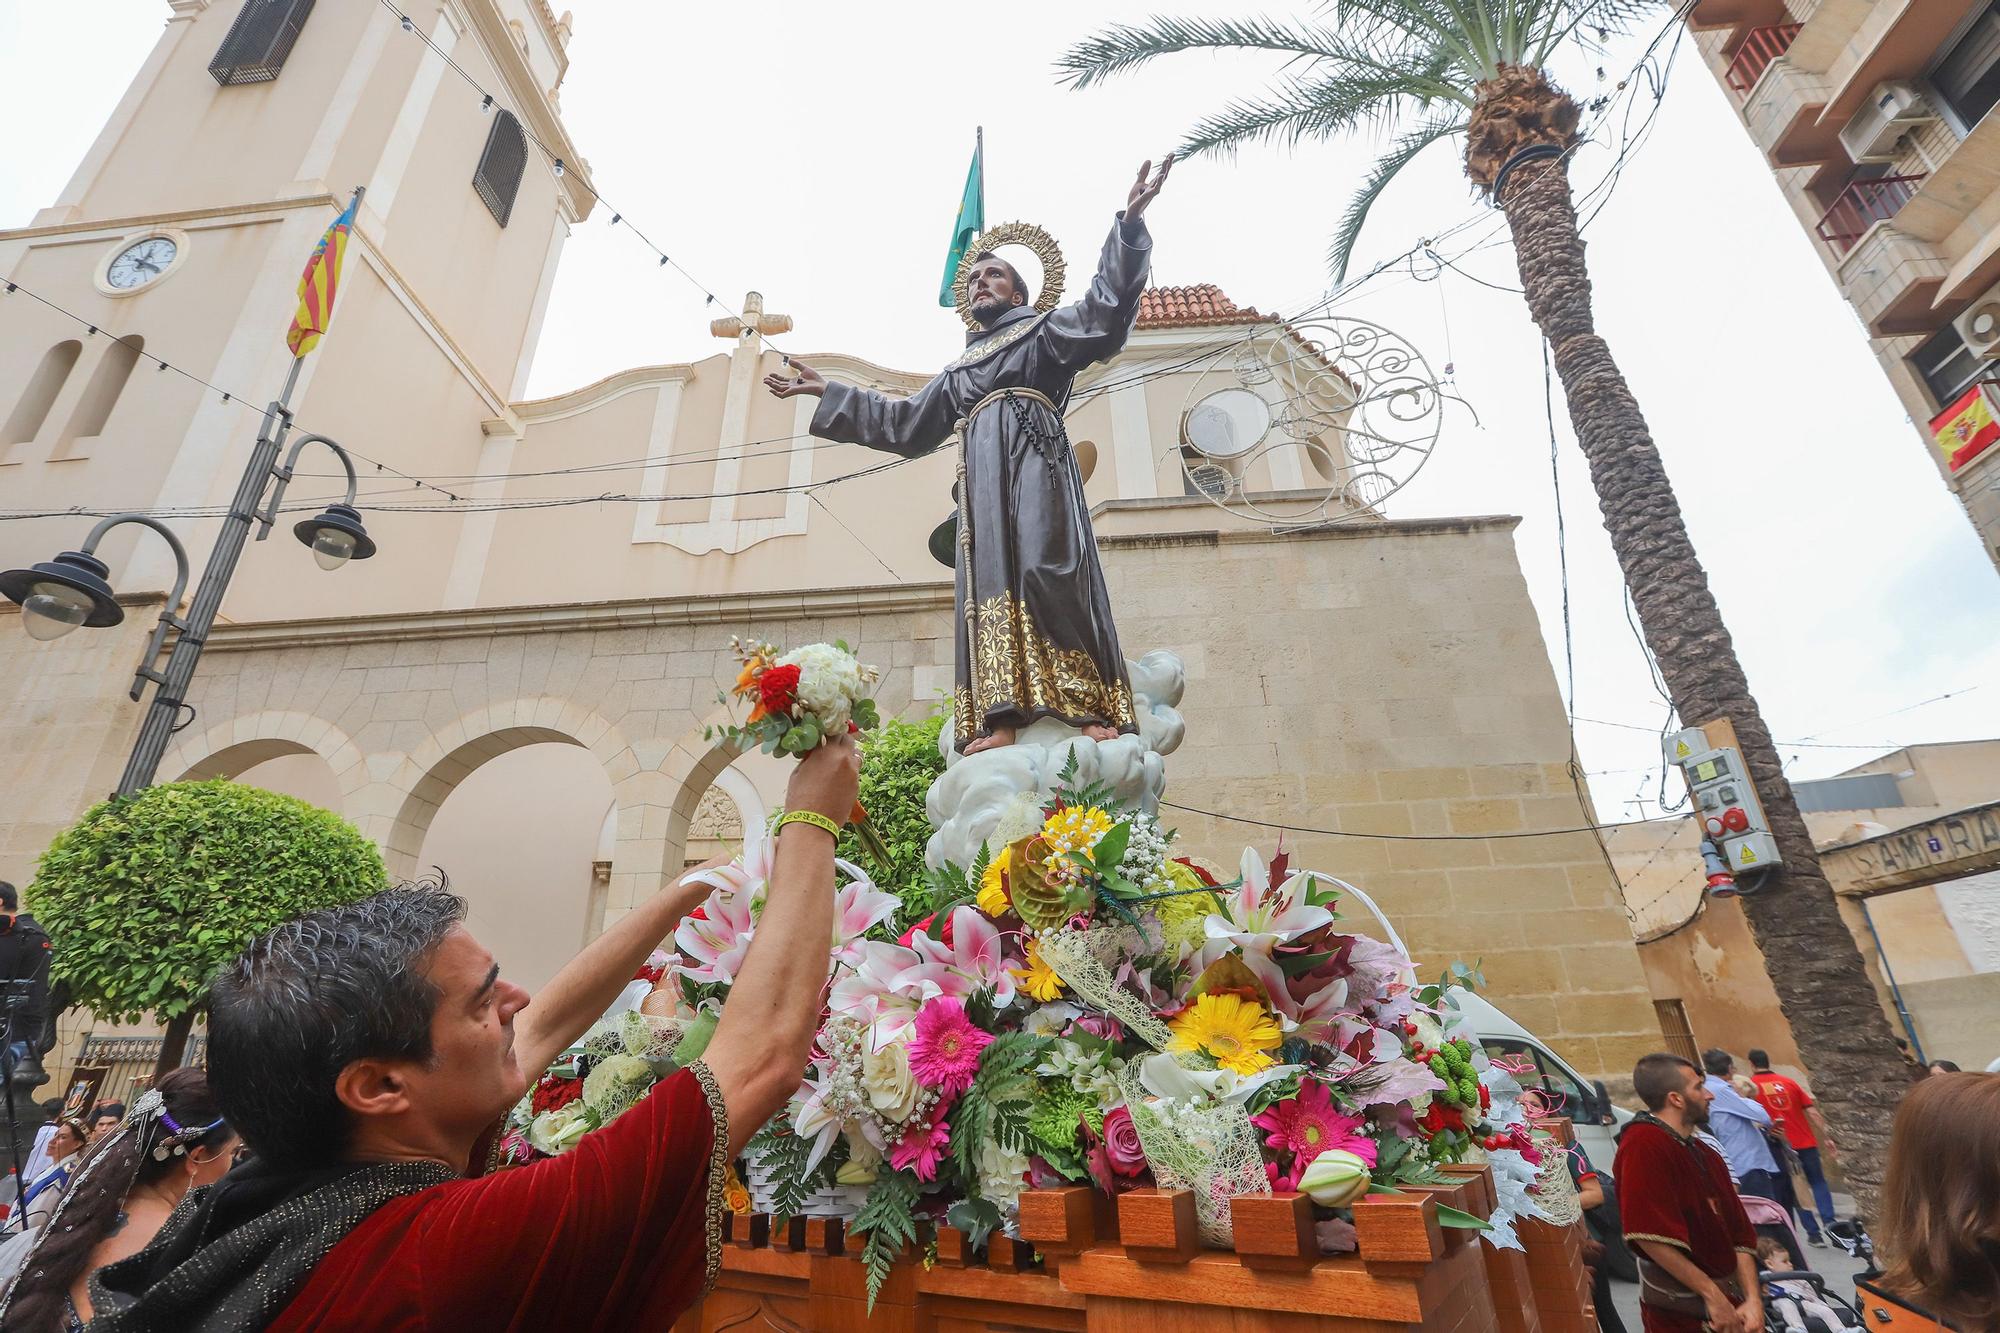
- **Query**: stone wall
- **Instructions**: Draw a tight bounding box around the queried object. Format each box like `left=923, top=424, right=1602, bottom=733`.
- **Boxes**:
left=1, top=509, right=1660, bottom=1080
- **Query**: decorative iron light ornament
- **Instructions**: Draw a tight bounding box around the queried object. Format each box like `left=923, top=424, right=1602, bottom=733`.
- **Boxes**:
left=1172, top=313, right=1455, bottom=530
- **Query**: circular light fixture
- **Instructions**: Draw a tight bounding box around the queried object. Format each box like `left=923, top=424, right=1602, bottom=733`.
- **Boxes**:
left=0, top=550, right=124, bottom=640
left=1181, top=387, right=1271, bottom=461
left=293, top=504, right=376, bottom=571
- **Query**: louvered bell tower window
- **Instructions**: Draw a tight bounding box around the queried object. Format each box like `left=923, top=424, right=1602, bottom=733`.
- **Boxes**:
left=209, top=0, right=316, bottom=86
left=473, top=110, right=529, bottom=228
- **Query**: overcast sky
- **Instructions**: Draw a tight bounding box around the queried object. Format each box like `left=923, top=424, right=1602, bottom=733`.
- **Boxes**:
left=6, top=2, right=2000, bottom=824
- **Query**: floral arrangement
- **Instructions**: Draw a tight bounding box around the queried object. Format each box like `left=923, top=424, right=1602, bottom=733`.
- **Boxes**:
left=497, top=952, right=697, bottom=1167
left=706, top=636, right=888, bottom=864
left=534, top=757, right=1562, bottom=1307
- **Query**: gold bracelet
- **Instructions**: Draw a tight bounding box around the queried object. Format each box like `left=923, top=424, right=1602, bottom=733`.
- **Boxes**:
left=776, top=810, right=842, bottom=840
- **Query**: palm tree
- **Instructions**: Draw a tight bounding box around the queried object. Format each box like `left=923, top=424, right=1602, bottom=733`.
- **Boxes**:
left=1059, top=3, right=1914, bottom=1206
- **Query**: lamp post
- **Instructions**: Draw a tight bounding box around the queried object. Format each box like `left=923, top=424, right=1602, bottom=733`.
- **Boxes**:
left=0, top=365, right=377, bottom=798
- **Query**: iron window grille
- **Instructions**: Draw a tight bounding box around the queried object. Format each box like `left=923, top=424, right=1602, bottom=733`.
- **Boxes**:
left=473, top=110, right=530, bottom=228
left=209, top=0, right=316, bottom=87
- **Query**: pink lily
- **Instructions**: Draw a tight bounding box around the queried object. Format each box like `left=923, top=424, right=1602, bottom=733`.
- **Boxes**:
left=674, top=883, right=756, bottom=985
left=830, top=876, right=899, bottom=969
left=895, top=906, right=1019, bottom=1008
left=1194, top=849, right=1334, bottom=1008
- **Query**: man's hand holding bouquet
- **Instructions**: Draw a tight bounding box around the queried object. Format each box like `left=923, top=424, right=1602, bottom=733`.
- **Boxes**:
left=707, top=637, right=891, bottom=867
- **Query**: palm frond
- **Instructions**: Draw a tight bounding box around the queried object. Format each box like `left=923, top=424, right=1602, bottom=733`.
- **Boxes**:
left=1054, top=15, right=1347, bottom=90
left=1176, top=68, right=1448, bottom=159
left=1329, top=113, right=1466, bottom=282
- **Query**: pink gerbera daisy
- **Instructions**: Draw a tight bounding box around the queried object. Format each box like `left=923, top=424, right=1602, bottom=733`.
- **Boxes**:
left=890, top=1117, right=951, bottom=1183
left=1253, top=1079, right=1377, bottom=1189
left=906, top=997, right=993, bottom=1095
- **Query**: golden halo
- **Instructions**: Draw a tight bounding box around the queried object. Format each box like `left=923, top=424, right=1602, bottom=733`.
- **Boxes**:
left=955, top=221, right=1067, bottom=329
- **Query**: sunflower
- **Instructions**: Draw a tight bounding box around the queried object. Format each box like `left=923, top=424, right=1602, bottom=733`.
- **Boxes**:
left=1168, top=993, right=1282, bottom=1075
left=1042, top=805, right=1113, bottom=856
left=1010, top=939, right=1066, bottom=1002
left=977, top=846, right=1013, bottom=917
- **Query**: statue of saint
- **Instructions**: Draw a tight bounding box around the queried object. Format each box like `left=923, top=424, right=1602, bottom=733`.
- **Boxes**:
left=767, top=158, right=1172, bottom=754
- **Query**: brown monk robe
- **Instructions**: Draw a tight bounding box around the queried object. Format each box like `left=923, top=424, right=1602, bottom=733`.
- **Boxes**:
left=768, top=159, right=1172, bottom=754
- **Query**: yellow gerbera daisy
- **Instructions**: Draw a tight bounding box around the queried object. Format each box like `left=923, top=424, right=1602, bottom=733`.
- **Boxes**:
left=1010, top=939, right=1066, bottom=1002
left=977, top=846, right=1013, bottom=917
left=1042, top=805, right=1113, bottom=856
left=1168, top=993, right=1282, bottom=1075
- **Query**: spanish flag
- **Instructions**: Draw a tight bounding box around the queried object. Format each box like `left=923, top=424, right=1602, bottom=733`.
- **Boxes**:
left=1929, top=382, right=2000, bottom=473
left=286, top=192, right=359, bottom=358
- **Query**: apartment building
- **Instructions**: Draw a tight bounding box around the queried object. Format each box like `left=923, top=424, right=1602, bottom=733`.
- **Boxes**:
left=1690, top=1, right=2000, bottom=572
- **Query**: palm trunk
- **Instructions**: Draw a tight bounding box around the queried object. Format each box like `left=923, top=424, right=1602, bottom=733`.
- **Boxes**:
left=1477, top=71, right=1914, bottom=1214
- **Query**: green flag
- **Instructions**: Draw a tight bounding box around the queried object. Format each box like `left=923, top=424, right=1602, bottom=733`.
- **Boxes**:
left=937, top=131, right=984, bottom=307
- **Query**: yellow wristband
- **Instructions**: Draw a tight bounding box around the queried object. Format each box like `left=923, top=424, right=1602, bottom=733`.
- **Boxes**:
left=776, top=810, right=842, bottom=840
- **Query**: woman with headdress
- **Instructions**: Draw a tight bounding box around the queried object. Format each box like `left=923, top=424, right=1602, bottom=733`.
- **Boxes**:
left=0, top=1068, right=236, bottom=1332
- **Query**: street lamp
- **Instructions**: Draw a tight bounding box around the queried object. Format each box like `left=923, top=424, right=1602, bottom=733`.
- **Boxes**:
left=0, top=516, right=189, bottom=699
left=0, top=380, right=378, bottom=796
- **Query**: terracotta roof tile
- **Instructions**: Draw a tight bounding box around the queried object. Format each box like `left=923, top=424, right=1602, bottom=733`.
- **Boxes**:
left=1136, top=284, right=1266, bottom=329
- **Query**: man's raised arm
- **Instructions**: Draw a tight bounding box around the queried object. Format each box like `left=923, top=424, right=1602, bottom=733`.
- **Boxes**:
left=699, top=735, right=859, bottom=1155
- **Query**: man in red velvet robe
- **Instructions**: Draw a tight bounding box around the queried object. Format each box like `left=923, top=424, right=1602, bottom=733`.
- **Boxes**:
left=87, top=739, right=860, bottom=1333
left=1613, top=1053, right=1764, bottom=1333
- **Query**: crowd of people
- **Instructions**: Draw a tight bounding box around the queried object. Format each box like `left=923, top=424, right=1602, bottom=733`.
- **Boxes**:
left=1607, top=1047, right=1998, bottom=1333
left=0, top=733, right=1990, bottom=1330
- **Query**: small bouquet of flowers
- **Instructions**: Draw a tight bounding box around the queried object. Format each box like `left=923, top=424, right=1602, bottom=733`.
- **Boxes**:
left=706, top=636, right=889, bottom=866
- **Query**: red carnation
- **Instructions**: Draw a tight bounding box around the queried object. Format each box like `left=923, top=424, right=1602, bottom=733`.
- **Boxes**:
left=758, top=663, right=802, bottom=715
left=531, top=1075, right=583, bottom=1116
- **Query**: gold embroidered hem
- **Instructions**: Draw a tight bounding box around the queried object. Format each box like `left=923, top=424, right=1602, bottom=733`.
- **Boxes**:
left=955, top=593, right=1135, bottom=745
left=687, top=1059, right=730, bottom=1298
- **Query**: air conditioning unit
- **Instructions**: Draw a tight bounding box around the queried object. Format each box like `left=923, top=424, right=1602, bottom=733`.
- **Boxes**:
left=1953, top=280, right=2000, bottom=361
left=1839, top=81, right=1934, bottom=163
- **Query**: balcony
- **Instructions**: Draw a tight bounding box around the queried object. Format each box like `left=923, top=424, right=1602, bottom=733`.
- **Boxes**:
left=1726, top=25, right=1803, bottom=97
left=1816, top=174, right=1927, bottom=254
left=1688, top=0, right=1791, bottom=32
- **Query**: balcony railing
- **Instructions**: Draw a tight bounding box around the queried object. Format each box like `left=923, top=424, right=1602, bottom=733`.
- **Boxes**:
left=1815, top=174, right=1926, bottom=255
left=1726, top=24, right=1804, bottom=96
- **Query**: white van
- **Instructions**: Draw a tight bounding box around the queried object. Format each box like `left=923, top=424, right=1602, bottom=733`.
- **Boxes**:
left=1448, top=990, right=1633, bottom=1177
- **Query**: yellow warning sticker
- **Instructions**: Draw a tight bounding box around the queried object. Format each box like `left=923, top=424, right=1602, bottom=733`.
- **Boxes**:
left=1674, top=740, right=1692, bottom=759
left=1737, top=846, right=1758, bottom=866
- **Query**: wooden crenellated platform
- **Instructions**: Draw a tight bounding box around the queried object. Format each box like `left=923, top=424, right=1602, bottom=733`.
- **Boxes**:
left=673, top=1158, right=1598, bottom=1332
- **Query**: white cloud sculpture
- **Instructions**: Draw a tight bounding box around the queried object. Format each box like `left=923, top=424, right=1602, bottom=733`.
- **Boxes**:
left=924, top=649, right=1186, bottom=872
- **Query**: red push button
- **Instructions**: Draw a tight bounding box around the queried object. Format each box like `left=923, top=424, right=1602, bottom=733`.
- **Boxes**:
left=1722, top=807, right=1750, bottom=834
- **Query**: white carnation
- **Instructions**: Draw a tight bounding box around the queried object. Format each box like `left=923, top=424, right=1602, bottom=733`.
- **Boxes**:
left=976, top=1138, right=1030, bottom=1211
left=778, top=642, right=871, bottom=734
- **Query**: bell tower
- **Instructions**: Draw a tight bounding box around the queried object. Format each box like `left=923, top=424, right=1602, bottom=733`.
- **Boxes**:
left=0, top=0, right=591, bottom=617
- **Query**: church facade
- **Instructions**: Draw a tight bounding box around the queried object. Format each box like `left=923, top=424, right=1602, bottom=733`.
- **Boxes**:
left=0, top=1, right=1660, bottom=1082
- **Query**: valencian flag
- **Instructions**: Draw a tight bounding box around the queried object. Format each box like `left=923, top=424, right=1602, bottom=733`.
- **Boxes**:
left=286, top=192, right=359, bottom=358
left=937, top=129, right=984, bottom=307
left=1929, top=382, right=2000, bottom=473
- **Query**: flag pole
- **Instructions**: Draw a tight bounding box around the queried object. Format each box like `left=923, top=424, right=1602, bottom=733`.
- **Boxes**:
left=112, top=183, right=363, bottom=797
left=976, top=125, right=983, bottom=219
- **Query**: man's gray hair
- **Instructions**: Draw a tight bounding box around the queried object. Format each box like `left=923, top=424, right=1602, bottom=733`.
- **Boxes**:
left=207, top=885, right=466, bottom=1170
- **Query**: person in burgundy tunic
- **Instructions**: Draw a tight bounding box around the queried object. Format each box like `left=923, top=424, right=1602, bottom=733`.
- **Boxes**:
left=1613, top=1053, right=1764, bottom=1333
left=86, top=737, right=861, bottom=1333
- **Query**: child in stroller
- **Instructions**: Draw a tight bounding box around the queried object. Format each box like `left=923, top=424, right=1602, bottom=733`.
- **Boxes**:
left=1757, top=1238, right=1867, bottom=1332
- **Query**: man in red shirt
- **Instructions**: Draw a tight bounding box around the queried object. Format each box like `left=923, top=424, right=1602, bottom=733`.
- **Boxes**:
left=1614, top=1053, right=1763, bottom=1333
left=89, top=736, right=860, bottom=1332
left=1746, top=1047, right=1838, bottom=1246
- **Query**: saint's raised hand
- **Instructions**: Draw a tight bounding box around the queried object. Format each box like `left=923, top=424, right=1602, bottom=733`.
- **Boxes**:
left=1126, top=154, right=1174, bottom=221
left=763, top=359, right=826, bottom=399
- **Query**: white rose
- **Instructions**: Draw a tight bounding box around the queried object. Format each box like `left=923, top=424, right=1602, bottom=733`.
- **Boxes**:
left=861, top=1040, right=920, bottom=1121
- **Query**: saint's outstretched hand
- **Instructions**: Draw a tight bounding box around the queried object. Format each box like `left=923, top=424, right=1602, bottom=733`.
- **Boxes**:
left=1126, top=154, right=1174, bottom=221
left=763, top=359, right=825, bottom=399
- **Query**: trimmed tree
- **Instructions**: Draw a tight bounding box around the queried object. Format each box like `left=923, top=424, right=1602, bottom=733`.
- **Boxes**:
left=838, top=712, right=947, bottom=932
left=1058, top=2, right=1916, bottom=1206
left=32, top=779, right=387, bottom=1075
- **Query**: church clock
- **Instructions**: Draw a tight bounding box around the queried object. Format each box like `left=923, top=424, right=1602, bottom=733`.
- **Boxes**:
left=104, top=235, right=181, bottom=292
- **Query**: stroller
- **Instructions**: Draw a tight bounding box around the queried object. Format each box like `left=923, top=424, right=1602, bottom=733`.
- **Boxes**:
left=1759, top=1271, right=1867, bottom=1332
left=1742, top=1191, right=1808, bottom=1271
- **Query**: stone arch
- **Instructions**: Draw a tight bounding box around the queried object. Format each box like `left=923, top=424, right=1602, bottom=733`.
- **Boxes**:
left=160, top=710, right=364, bottom=796
left=359, top=697, right=634, bottom=880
